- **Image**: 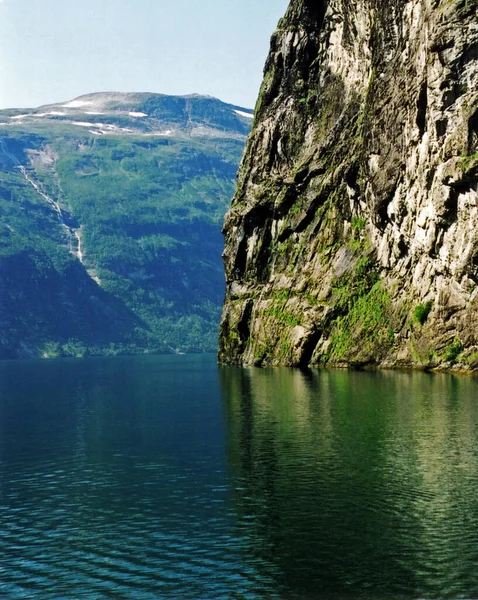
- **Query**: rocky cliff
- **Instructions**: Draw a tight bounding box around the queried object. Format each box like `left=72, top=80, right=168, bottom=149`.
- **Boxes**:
left=219, top=0, right=478, bottom=370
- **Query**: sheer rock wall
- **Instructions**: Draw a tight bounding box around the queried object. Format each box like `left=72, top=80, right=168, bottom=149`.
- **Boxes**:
left=219, top=0, right=478, bottom=370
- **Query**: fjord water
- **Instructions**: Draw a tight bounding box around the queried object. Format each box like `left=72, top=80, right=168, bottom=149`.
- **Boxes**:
left=1, top=356, right=478, bottom=599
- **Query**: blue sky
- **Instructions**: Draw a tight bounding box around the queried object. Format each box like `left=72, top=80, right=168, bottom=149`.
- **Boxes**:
left=0, top=0, right=289, bottom=110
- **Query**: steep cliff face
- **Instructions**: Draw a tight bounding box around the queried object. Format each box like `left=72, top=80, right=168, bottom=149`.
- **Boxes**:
left=219, top=0, right=478, bottom=370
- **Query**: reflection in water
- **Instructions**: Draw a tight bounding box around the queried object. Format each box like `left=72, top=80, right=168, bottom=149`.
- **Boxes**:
left=220, top=367, right=478, bottom=599
left=1, top=357, right=478, bottom=599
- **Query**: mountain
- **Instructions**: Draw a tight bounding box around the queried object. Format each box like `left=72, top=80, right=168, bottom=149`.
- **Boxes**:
left=0, top=92, right=252, bottom=358
left=219, top=0, right=478, bottom=371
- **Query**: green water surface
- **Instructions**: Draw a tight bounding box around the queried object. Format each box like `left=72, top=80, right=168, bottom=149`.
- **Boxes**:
left=0, top=355, right=477, bottom=599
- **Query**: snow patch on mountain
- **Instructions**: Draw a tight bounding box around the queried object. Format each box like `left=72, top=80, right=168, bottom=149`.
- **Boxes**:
left=62, top=100, right=93, bottom=108
left=234, top=110, right=253, bottom=119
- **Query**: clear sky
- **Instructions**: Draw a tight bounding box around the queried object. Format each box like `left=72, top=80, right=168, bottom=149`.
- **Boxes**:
left=0, top=0, right=290, bottom=110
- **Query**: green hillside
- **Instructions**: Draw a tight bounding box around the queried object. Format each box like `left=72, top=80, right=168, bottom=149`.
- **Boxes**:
left=0, top=93, right=251, bottom=358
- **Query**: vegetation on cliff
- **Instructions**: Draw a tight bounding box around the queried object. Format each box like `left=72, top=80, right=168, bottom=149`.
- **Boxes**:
left=219, top=0, right=478, bottom=371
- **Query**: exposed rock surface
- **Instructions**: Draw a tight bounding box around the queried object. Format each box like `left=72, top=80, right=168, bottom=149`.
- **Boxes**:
left=219, top=0, right=478, bottom=371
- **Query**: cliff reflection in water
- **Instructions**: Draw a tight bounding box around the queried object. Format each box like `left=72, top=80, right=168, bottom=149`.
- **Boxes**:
left=220, top=366, right=478, bottom=600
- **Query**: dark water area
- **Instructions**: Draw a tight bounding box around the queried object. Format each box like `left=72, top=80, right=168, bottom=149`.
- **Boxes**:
left=1, top=355, right=478, bottom=599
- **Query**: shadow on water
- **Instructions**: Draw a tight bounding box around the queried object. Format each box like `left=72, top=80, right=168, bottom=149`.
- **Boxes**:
left=220, top=366, right=478, bottom=600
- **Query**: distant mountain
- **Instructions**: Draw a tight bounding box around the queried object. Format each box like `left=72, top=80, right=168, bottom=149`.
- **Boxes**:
left=1, top=92, right=253, bottom=139
left=0, top=92, right=253, bottom=358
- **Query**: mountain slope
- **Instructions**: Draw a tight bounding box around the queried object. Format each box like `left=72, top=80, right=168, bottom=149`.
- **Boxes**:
left=0, top=92, right=252, bottom=358
left=219, top=0, right=478, bottom=371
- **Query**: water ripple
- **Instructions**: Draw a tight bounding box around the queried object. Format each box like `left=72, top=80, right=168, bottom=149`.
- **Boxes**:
left=1, top=357, right=478, bottom=598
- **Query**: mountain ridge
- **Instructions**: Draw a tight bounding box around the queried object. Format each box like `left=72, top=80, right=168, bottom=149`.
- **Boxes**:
left=0, top=92, right=251, bottom=358
left=0, top=92, right=253, bottom=140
